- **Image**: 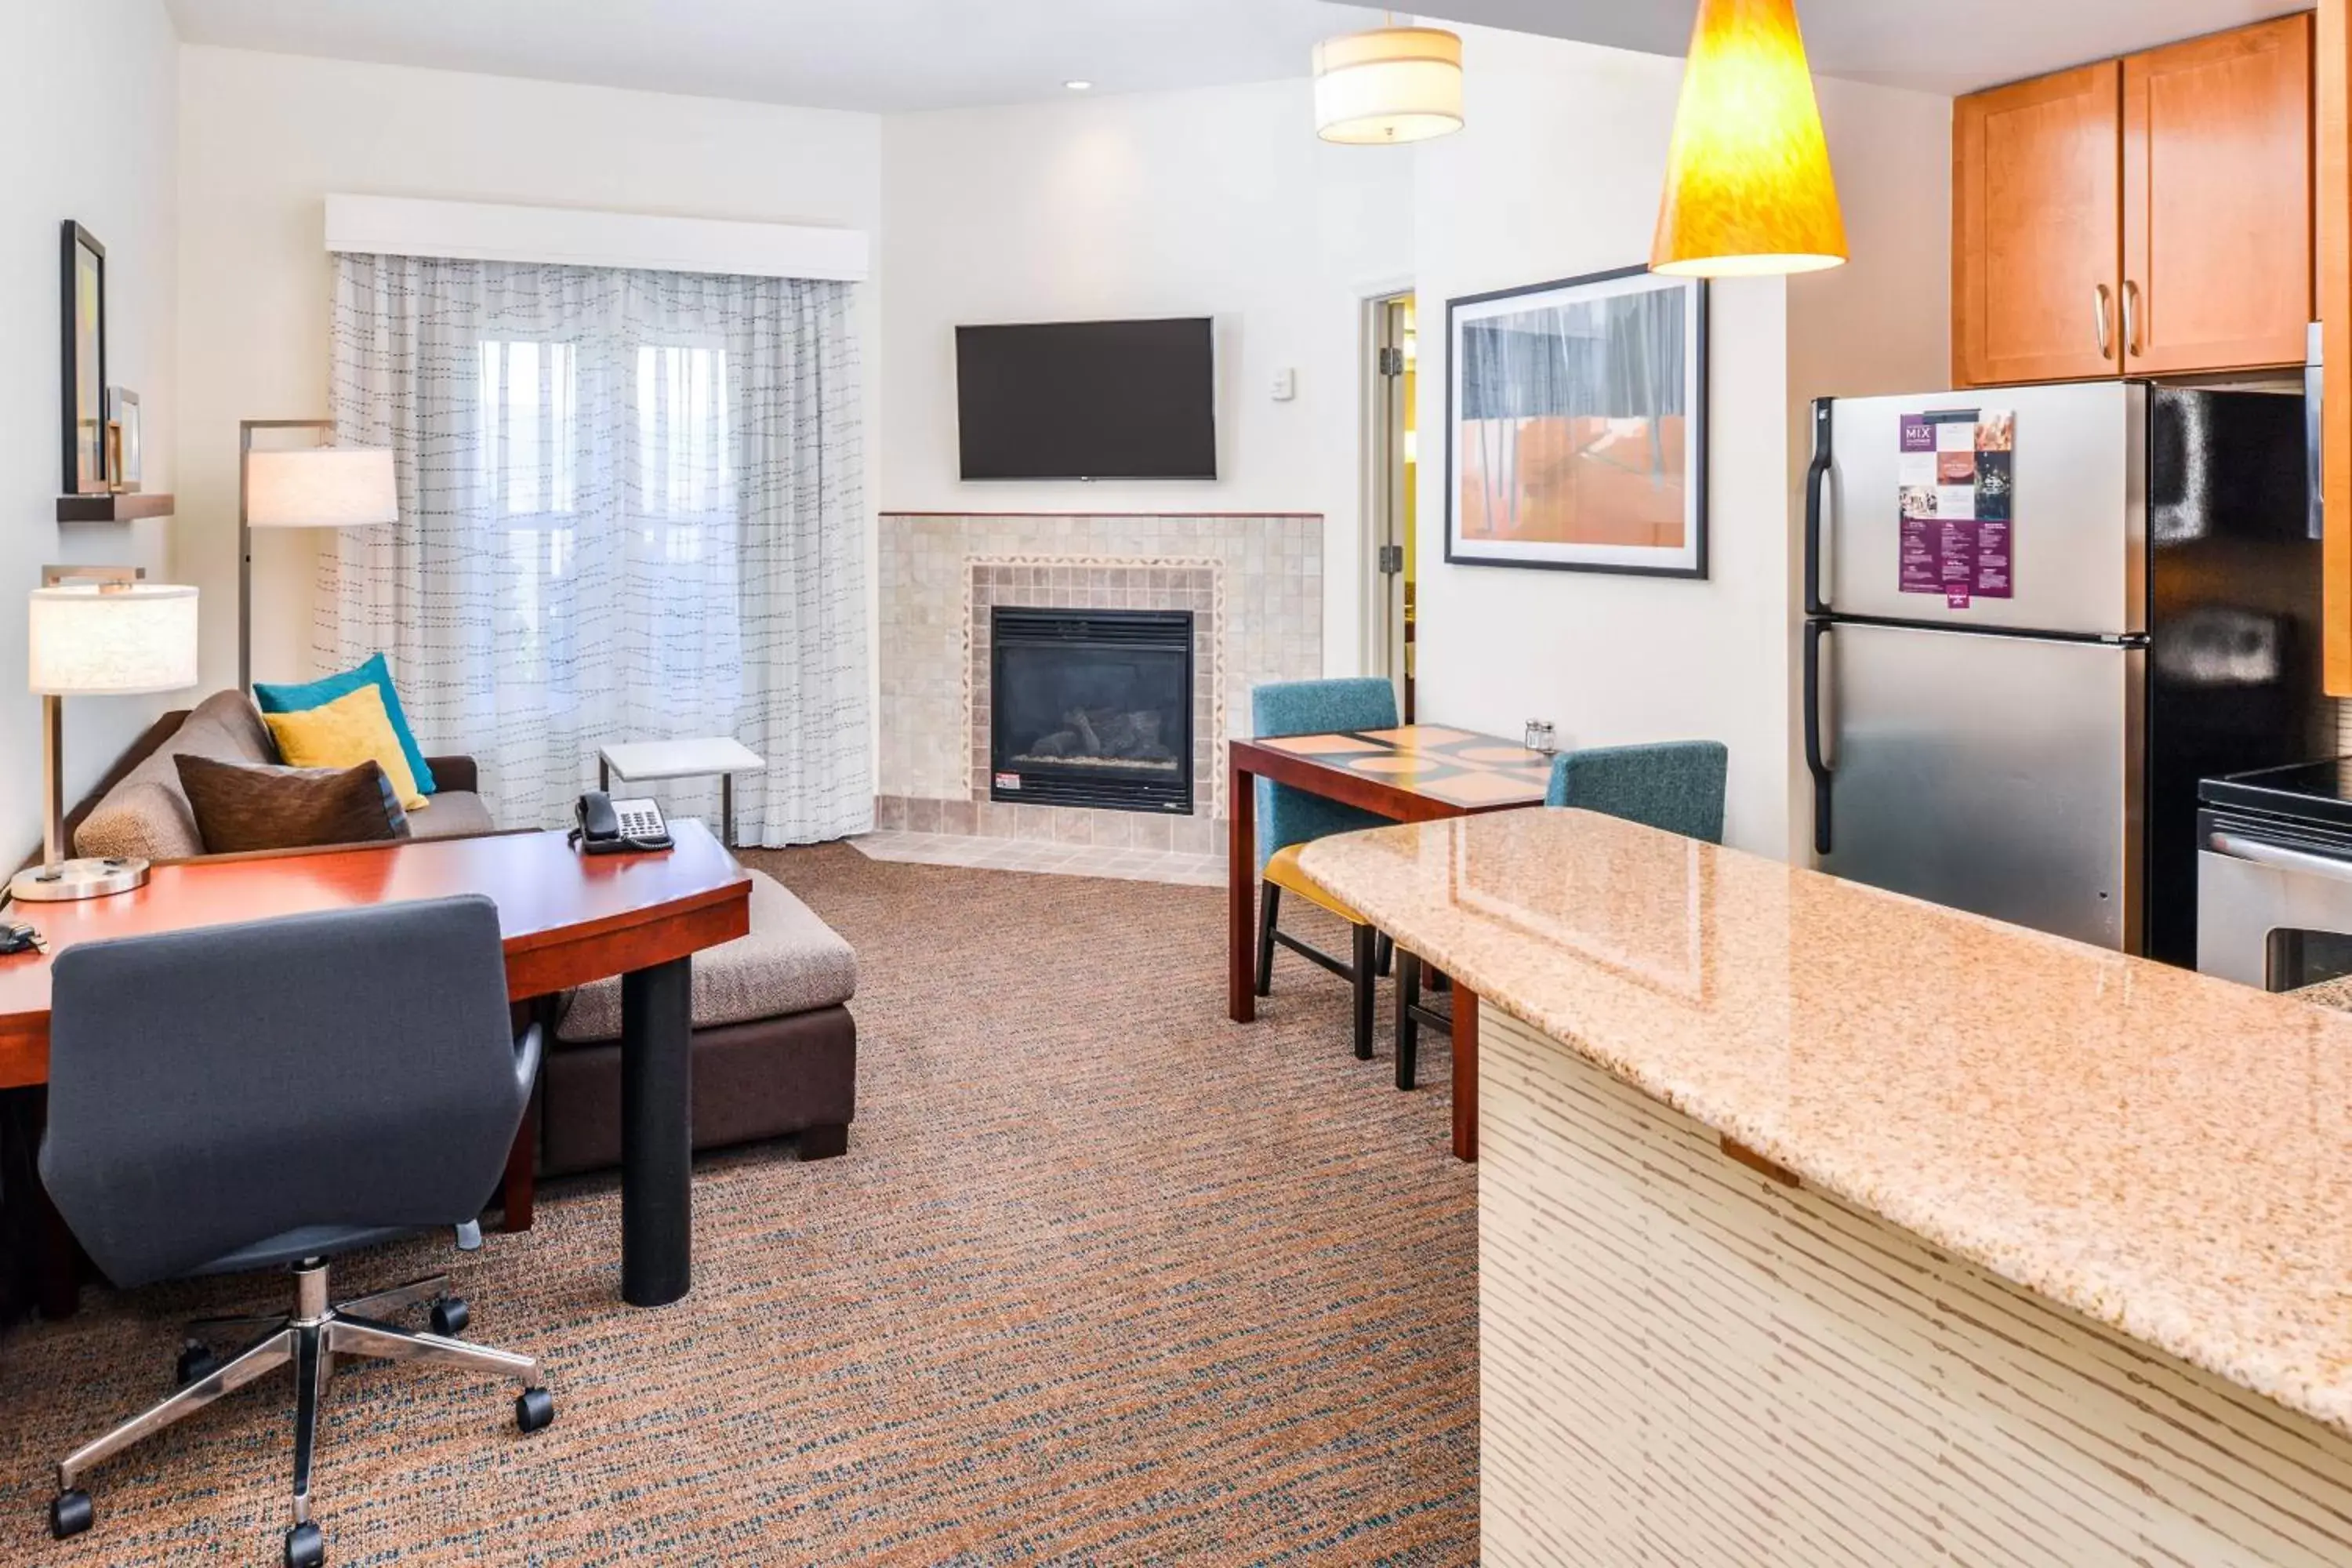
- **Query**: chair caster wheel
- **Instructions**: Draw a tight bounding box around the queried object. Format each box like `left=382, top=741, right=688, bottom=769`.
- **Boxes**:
left=515, top=1387, right=555, bottom=1434
left=49, top=1489, right=93, bottom=1540
left=428, top=1296, right=470, bottom=1337
left=284, top=1519, right=325, bottom=1567
left=176, top=1340, right=222, bottom=1389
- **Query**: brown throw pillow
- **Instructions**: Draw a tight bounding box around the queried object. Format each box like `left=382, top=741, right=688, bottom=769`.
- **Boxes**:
left=172, top=754, right=412, bottom=855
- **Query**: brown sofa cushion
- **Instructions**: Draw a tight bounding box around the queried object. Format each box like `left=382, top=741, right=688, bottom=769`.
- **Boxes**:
left=556, top=871, right=857, bottom=1043
left=538, top=1005, right=857, bottom=1177
left=173, top=754, right=410, bottom=854
left=75, top=691, right=281, bottom=862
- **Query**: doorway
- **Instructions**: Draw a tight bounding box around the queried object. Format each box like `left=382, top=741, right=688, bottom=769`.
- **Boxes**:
left=1368, top=292, right=1420, bottom=721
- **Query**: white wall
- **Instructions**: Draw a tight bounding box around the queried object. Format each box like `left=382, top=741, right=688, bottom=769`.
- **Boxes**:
left=880, top=82, right=1414, bottom=677
left=1413, top=27, right=1798, bottom=855
left=1406, top=28, right=1952, bottom=858
left=165, top=32, right=1948, bottom=859
left=175, top=46, right=884, bottom=693
left=0, top=0, right=180, bottom=855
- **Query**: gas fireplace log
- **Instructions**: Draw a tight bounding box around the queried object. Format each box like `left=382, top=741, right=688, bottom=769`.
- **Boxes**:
left=1022, top=709, right=1178, bottom=763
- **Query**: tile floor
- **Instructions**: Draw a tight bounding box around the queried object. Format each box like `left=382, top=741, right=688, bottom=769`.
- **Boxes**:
left=851, top=829, right=1227, bottom=888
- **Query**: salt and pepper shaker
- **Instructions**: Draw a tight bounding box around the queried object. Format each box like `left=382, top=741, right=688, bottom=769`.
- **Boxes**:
left=1524, top=720, right=1558, bottom=755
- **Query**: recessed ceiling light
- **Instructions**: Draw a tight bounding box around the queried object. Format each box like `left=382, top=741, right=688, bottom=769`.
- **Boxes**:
left=1064, top=79, right=1093, bottom=92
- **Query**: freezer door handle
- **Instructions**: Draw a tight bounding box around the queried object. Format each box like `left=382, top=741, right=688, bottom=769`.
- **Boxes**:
left=1804, top=398, right=1833, bottom=615
left=2206, top=832, right=2352, bottom=886
left=1804, top=619, right=1833, bottom=855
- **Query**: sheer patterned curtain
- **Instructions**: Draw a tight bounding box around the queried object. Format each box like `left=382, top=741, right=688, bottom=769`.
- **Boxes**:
left=319, top=253, right=871, bottom=845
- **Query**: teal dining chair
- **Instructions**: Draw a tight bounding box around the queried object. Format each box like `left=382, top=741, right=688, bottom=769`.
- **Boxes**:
left=1251, top=677, right=1398, bottom=1061
left=1395, top=740, right=1730, bottom=1089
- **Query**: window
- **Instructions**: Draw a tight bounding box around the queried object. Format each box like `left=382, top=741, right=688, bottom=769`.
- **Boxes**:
left=474, top=338, right=742, bottom=688
left=478, top=340, right=579, bottom=519
left=326, top=251, right=870, bottom=844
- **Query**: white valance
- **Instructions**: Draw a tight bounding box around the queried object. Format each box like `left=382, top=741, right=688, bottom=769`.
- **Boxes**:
left=324, top=194, right=869, bottom=282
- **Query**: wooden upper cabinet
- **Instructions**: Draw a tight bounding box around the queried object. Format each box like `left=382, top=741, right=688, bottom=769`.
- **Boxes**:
left=2318, top=0, right=2350, bottom=697
left=1955, top=64, right=2125, bottom=388
left=2123, top=13, right=2314, bottom=376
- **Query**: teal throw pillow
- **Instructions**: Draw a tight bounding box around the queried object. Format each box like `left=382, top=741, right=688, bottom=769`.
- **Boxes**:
left=253, top=652, right=438, bottom=796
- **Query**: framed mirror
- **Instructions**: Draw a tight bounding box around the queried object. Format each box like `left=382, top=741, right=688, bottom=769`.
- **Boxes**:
left=61, top=223, right=107, bottom=495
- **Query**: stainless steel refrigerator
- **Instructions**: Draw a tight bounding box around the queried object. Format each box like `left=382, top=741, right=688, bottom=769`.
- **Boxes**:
left=1802, top=379, right=2325, bottom=965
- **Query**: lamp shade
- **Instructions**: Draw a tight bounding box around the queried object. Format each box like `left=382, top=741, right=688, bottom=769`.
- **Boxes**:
left=27, top=583, right=200, bottom=696
left=1313, top=25, right=1464, bottom=145
left=245, top=445, right=399, bottom=529
left=1651, top=0, right=1848, bottom=278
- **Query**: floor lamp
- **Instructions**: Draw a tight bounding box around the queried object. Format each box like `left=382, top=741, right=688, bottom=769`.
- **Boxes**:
left=239, top=421, right=399, bottom=690
left=10, top=567, right=200, bottom=903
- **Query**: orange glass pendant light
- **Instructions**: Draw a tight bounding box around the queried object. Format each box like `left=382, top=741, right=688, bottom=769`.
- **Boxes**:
left=1651, top=0, right=1847, bottom=277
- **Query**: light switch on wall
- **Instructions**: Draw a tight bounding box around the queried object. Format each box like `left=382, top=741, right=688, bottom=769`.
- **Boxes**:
left=1270, top=368, right=1297, bottom=401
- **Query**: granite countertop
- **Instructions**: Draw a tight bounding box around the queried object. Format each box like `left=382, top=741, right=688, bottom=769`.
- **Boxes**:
left=1301, top=809, right=2352, bottom=1439
left=2299, top=975, right=2352, bottom=1014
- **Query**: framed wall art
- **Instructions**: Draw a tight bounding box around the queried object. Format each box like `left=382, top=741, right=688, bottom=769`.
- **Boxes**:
left=107, top=387, right=140, bottom=493
left=61, top=222, right=108, bottom=496
left=1446, top=265, right=1708, bottom=579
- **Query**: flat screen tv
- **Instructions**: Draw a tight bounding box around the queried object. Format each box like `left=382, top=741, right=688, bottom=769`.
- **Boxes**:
left=956, top=318, right=1217, bottom=481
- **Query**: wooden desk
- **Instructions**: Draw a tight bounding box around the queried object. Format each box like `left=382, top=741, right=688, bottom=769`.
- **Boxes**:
left=1227, top=724, right=1552, bottom=1163
left=0, top=822, right=750, bottom=1310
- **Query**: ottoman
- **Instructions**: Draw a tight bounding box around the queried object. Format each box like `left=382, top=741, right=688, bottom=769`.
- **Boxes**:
left=536, top=869, right=858, bottom=1177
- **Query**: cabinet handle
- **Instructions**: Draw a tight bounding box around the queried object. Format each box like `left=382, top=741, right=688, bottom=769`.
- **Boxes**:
left=2092, top=285, right=2115, bottom=359
left=2122, top=280, right=2143, bottom=358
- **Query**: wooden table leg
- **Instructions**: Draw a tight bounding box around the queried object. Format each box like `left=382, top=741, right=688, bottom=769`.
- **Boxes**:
left=1453, top=988, right=1479, bottom=1163
left=22, top=1092, right=81, bottom=1319
left=35, top=1185, right=81, bottom=1319
left=501, top=1094, right=537, bottom=1234
left=621, top=956, right=693, bottom=1308
left=1229, top=753, right=1257, bottom=1025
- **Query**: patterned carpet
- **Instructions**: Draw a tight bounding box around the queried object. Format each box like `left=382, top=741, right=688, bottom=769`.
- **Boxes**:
left=0, top=845, right=1476, bottom=1563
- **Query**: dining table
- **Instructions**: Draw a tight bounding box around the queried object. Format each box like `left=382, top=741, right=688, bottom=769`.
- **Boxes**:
left=1227, top=723, right=1555, bottom=1161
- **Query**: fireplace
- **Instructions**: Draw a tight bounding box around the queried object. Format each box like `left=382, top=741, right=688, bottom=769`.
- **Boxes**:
left=990, top=606, right=1195, bottom=813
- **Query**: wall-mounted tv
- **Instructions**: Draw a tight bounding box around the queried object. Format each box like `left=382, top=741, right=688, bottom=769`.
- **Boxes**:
left=956, top=317, right=1217, bottom=481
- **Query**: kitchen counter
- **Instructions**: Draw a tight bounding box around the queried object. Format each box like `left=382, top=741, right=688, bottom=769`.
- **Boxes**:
left=2299, top=974, right=2352, bottom=1013
left=1302, top=808, right=2352, bottom=1566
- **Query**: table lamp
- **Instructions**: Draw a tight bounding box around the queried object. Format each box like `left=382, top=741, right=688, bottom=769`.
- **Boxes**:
left=11, top=568, right=200, bottom=903
left=240, top=422, right=398, bottom=688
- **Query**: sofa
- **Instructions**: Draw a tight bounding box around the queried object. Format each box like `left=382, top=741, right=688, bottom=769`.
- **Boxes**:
left=72, top=691, right=499, bottom=860
left=61, top=691, right=858, bottom=1196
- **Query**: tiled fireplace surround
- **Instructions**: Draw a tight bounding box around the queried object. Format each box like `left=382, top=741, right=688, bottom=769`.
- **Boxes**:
left=877, top=513, right=1326, bottom=855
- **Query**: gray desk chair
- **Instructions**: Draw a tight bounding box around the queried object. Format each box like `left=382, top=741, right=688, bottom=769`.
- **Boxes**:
left=1396, top=741, right=1730, bottom=1089
left=38, top=895, right=552, bottom=1567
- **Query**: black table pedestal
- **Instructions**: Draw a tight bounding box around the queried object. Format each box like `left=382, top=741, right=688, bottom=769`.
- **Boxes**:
left=620, top=956, right=693, bottom=1308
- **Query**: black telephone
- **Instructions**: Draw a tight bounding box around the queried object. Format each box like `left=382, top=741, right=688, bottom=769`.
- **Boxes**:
left=572, top=790, right=674, bottom=855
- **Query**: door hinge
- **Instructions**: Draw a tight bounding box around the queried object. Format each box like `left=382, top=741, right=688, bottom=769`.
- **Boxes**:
left=1377, top=347, right=1406, bottom=378
left=1377, top=543, right=1406, bottom=575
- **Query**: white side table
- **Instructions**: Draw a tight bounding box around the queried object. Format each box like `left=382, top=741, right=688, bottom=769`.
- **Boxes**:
left=598, top=739, right=767, bottom=848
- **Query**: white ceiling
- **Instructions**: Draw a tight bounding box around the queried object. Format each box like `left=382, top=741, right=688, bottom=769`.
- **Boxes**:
left=164, top=0, right=2314, bottom=110
left=162, top=0, right=1387, bottom=113
left=1421, top=0, right=2306, bottom=96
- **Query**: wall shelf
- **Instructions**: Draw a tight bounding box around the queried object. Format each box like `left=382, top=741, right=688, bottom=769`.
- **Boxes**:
left=56, top=492, right=175, bottom=524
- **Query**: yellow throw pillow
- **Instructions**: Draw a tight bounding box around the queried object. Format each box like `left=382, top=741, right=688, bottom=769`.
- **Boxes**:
left=262, top=684, right=430, bottom=811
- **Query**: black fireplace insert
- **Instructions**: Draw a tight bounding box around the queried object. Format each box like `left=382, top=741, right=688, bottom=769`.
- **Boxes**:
left=990, top=606, right=1194, bottom=814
